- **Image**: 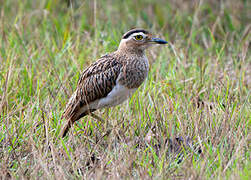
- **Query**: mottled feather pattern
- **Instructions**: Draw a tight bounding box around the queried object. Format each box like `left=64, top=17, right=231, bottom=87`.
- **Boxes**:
left=60, top=28, right=167, bottom=137
left=119, top=55, right=149, bottom=89
left=62, top=53, right=123, bottom=122
left=77, top=53, right=123, bottom=106
left=61, top=52, right=149, bottom=122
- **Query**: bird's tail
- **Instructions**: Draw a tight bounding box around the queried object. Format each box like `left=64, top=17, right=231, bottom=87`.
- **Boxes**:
left=60, top=91, right=97, bottom=138
left=60, top=109, right=96, bottom=138
left=60, top=119, right=73, bottom=138
left=60, top=91, right=81, bottom=138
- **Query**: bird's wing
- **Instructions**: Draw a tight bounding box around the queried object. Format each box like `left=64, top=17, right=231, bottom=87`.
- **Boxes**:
left=62, top=53, right=122, bottom=121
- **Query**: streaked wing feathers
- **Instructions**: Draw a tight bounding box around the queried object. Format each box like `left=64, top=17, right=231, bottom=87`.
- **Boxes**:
left=62, top=53, right=122, bottom=121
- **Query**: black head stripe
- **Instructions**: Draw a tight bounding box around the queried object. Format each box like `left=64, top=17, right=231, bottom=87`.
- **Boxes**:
left=122, top=29, right=149, bottom=39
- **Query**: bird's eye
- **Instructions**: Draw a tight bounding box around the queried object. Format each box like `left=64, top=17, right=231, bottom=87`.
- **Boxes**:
left=134, top=35, right=143, bottom=41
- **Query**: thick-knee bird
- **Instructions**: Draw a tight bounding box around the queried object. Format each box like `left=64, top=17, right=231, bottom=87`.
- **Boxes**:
left=60, top=28, right=167, bottom=138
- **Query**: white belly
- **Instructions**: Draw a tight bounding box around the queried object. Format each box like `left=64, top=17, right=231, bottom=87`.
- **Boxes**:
left=75, top=83, right=137, bottom=118
left=97, top=83, right=137, bottom=108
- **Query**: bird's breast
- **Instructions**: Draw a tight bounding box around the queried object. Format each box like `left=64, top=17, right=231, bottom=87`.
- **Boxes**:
left=118, top=56, right=149, bottom=89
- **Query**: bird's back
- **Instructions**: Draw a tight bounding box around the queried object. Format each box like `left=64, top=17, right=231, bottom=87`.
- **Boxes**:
left=61, top=44, right=149, bottom=138
left=60, top=28, right=167, bottom=138
left=62, top=53, right=123, bottom=123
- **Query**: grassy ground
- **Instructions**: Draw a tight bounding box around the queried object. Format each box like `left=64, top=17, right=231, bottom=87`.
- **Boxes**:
left=0, top=0, right=250, bottom=179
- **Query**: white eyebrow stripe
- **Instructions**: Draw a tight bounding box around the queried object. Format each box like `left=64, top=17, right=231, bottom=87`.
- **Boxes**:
left=119, top=32, right=147, bottom=45
left=129, top=32, right=147, bottom=38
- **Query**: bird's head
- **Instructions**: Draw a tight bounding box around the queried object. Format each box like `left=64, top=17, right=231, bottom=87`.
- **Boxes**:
left=117, top=28, right=167, bottom=54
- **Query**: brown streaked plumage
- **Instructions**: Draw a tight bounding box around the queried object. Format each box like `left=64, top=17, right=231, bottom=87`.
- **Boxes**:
left=60, top=28, right=167, bottom=137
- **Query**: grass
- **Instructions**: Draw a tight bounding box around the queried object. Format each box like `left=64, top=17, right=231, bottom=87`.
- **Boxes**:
left=0, top=0, right=250, bottom=179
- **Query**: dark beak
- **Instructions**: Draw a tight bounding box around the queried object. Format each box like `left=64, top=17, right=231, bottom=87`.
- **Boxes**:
left=150, top=37, right=168, bottom=44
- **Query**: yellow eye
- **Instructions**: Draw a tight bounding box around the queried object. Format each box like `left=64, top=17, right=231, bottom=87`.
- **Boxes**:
left=134, top=35, right=143, bottom=40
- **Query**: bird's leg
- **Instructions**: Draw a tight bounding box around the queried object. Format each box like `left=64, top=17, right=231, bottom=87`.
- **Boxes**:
left=90, top=112, right=112, bottom=133
left=90, top=112, right=115, bottom=137
left=90, top=113, right=105, bottom=124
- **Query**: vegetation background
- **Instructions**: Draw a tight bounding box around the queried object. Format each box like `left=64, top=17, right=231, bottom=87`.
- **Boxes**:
left=0, top=0, right=250, bottom=179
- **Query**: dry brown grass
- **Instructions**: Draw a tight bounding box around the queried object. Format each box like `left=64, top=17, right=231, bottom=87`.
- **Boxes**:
left=0, top=0, right=250, bottom=179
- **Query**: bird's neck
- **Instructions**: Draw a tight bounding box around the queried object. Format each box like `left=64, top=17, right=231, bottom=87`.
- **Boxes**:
left=116, top=46, right=145, bottom=57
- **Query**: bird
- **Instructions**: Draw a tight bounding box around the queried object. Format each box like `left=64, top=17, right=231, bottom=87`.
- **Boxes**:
left=60, top=28, right=167, bottom=138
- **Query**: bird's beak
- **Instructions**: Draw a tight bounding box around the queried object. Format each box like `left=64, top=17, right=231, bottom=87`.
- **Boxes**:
left=150, top=37, right=168, bottom=44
